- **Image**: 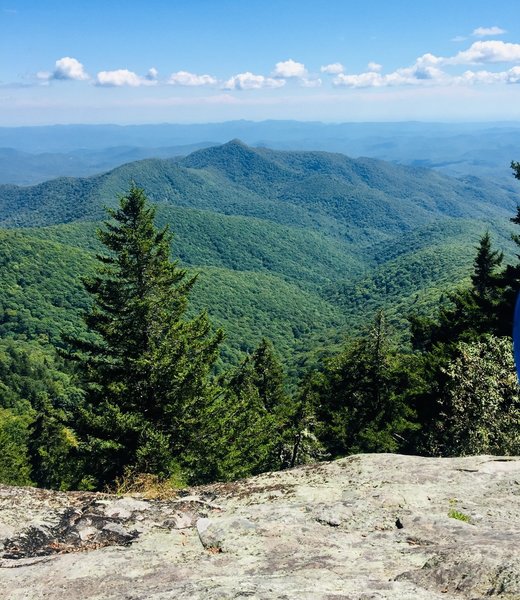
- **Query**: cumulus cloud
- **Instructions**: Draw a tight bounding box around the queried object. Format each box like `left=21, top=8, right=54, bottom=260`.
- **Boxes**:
left=455, top=66, right=520, bottom=85
left=320, top=62, right=344, bottom=74
left=472, top=26, right=506, bottom=37
left=507, top=66, right=520, bottom=83
left=333, top=58, right=520, bottom=89
left=223, top=72, right=286, bottom=90
left=273, top=59, right=307, bottom=78
left=95, top=69, right=157, bottom=87
left=38, top=56, right=89, bottom=81
left=333, top=52, right=447, bottom=89
left=367, top=62, right=382, bottom=72
left=451, top=35, right=467, bottom=43
left=333, top=41, right=520, bottom=89
left=446, top=41, right=520, bottom=65
left=168, top=70, right=217, bottom=86
left=333, top=71, right=385, bottom=88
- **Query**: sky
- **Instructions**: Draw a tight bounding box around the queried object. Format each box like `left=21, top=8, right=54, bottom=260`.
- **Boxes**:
left=2, top=0, right=520, bottom=125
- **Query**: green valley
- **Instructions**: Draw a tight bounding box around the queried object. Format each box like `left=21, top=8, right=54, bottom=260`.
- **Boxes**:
left=0, top=141, right=516, bottom=372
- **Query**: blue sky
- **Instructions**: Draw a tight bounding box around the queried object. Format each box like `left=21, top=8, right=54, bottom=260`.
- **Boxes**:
left=2, top=0, right=520, bottom=125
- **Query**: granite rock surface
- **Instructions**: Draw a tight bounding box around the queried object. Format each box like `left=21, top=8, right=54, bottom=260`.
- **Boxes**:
left=1, top=454, right=519, bottom=599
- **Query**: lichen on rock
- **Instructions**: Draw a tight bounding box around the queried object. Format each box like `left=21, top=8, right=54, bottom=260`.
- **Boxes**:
left=0, top=454, right=519, bottom=599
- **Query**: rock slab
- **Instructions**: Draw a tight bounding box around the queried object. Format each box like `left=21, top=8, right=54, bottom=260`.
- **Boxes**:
left=1, top=454, right=519, bottom=599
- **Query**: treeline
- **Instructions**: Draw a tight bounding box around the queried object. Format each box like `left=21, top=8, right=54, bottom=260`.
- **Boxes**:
left=1, top=167, right=520, bottom=491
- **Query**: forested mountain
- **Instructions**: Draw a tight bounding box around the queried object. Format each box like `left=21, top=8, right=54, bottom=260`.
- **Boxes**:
left=0, top=141, right=515, bottom=371
left=1, top=141, right=519, bottom=491
left=0, top=139, right=515, bottom=229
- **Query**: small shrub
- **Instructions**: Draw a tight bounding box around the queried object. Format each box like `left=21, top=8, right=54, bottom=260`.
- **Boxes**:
left=448, top=508, right=471, bottom=523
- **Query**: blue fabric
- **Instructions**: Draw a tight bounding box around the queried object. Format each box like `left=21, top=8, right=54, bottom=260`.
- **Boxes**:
left=514, top=292, right=520, bottom=383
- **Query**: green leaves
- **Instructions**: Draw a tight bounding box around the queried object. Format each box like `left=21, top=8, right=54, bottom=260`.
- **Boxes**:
left=439, top=336, right=520, bottom=456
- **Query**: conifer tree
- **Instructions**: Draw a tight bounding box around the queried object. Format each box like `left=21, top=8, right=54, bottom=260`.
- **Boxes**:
left=411, top=233, right=503, bottom=350
left=190, top=359, right=277, bottom=482
left=68, top=185, right=223, bottom=485
left=471, top=232, right=503, bottom=299
left=191, top=338, right=296, bottom=481
left=316, top=313, right=417, bottom=457
left=249, top=338, right=295, bottom=469
left=495, top=161, right=520, bottom=336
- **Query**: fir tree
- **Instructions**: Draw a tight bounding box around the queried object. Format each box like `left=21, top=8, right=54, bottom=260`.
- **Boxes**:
left=67, top=185, right=223, bottom=486
left=249, top=338, right=295, bottom=469
left=471, top=232, right=503, bottom=298
left=316, top=312, right=417, bottom=457
left=411, top=232, right=503, bottom=350
left=191, top=338, right=297, bottom=481
left=495, top=161, right=520, bottom=336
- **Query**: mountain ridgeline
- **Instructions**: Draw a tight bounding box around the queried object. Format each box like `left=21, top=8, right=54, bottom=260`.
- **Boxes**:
left=1, top=121, right=520, bottom=185
left=0, top=140, right=515, bottom=231
left=0, top=140, right=516, bottom=368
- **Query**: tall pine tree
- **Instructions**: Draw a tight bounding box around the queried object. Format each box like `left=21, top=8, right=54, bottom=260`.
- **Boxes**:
left=495, top=161, right=520, bottom=336
left=315, top=312, right=417, bottom=457
left=68, top=185, right=223, bottom=486
left=411, top=232, right=503, bottom=350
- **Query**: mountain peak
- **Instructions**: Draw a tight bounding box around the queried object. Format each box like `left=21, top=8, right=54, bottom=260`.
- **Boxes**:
left=222, top=138, right=249, bottom=148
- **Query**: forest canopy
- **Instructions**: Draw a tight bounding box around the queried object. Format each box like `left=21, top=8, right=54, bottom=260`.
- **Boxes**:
left=0, top=159, right=519, bottom=490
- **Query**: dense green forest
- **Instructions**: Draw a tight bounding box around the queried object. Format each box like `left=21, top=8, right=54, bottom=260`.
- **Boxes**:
left=0, top=144, right=518, bottom=490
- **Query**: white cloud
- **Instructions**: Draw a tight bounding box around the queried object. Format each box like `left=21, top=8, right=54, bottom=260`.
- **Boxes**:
left=333, top=56, right=446, bottom=89
left=454, top=69, right=504, bottom=85
left=273, top=59, right=307, bottom=78
left=223, top=72, right=286, bottom=90
left=168, top=70, right=217, bottom=86
left=146, top=67, right=159, bottom=81
left=367, top=62, right=382, bottom=72
left=447, top=41, right=520, bottom=65
left=36, top=71, right=52, bottom=82
left=38, top=57, right=89, bottom=81
left=472, top=26, right=506, bottom=37
left=506, top=66, right=520, bottom=83
left=333, top=59, right=520, bottom=89
left=455, top=66, right=520, bottom=85
left=333, top=71, right=384, bottom=88
left=301, top=77, right=322, bottom=88
left=451, top=36, right=467, bottom=43
left=320, top=62, right=344, bottom=74
left=95, top=69, right=157, bottom=87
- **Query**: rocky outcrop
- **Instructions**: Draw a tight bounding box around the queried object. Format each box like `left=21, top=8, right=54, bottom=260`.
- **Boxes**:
left=1, top=454, right=519, bottom=599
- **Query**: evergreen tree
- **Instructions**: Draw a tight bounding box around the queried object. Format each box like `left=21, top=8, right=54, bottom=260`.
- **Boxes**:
left=249, top=338, right=295, bottom=469
left=249, top=338, right=287, bottom=413
left=288, top=373, right=326, bottom=467
left=315, top=313, right=417, bottom=457
left=190, top=338, right=300, bottom=482
left=411, top=232, right=503, bottom=351
left=67, top=185, right=223, bottom=486
left=495, top=161, right=520, bottom=336
left=471, top=232, right=503, bottom=298
left=190, top=360, right=277, bottom=482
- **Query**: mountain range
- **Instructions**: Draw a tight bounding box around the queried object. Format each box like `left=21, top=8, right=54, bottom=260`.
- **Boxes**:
left=0, top=139, right=516, bottom=372
left=1, top=121, right=519, bottom=186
